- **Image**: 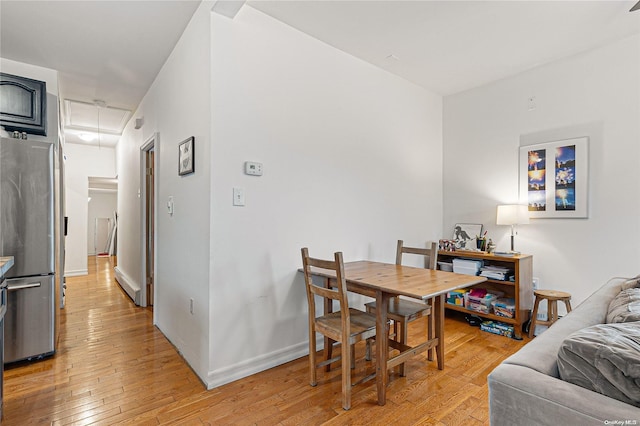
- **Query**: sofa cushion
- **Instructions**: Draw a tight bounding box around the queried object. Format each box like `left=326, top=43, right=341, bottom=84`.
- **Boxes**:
left=557, top=322, right=640, bottom=407
left=502, top=278, right=621, bottom=377
left=607, top=288, right=640, bottom=324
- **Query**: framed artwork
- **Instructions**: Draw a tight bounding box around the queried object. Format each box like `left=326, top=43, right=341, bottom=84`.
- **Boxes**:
left=453, top=223, right=483, bottom=250
left=178, top=136, right=195, bottom=176
left=519, top=137, right=588, bottom=218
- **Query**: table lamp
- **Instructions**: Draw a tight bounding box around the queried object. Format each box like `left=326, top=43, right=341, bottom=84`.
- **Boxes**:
left=496, top=204, right=530, bottom=252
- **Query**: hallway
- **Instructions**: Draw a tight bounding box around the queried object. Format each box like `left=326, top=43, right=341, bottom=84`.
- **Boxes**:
left=3, top=256, right=205, bottom=424
left=3, top=256, right=527, bottom=425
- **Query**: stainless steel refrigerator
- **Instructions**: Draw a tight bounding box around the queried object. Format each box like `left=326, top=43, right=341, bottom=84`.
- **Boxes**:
left=0, top=136, right=56, bottom=363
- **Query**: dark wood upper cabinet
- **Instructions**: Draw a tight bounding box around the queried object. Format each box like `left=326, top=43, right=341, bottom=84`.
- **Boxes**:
left=0, top=72, right=47, bottom=136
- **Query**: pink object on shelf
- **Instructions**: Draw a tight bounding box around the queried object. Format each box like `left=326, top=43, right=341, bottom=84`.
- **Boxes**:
left=469, top=288, right=487, bottom=298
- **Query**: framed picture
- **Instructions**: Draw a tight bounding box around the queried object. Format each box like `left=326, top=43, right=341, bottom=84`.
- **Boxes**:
left=519, top=137, right=588, bottom=218
left=178, top=136, right=195, bottom=176
left=453, top=223, right=483, bottom=250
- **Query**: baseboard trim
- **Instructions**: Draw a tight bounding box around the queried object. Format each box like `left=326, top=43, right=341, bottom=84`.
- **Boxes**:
left=114, top=267, right=141, bottom=305
left=65, top=269, right=88, bottom=277
left=206, top=341, right=308, bottom=390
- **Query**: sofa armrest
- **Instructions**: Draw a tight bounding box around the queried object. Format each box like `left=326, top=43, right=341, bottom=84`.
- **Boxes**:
left=489, top=364, right=640, bottom=426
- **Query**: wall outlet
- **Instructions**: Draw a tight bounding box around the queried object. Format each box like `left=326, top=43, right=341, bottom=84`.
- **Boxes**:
left=189, top=298, right=194, bottom=315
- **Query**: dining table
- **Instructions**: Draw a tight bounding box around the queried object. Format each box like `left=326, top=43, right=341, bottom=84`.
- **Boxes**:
left=304, top=260, right=487, bottom=406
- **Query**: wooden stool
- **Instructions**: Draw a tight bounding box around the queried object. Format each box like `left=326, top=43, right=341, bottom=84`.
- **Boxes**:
left=528, top=290, right=572, bottom=338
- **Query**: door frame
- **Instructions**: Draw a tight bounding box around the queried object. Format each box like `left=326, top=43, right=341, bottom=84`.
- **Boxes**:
left=140, top=133, right=158, bottom=309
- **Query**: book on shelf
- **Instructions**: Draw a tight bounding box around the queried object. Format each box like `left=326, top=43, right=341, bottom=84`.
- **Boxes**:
left=479, top=265, right=512, bottom=281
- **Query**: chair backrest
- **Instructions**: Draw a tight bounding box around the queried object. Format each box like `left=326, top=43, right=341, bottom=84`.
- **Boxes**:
left=395, top=240, right=438, bottom=270
left=301, top=247, right=350, bottom=322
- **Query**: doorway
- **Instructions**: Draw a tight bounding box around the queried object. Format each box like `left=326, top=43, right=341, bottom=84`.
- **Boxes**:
left=140, top=134, right=157, bottom=308
left=145, top=149, right=154, bottom=306
left=87, top=177, right=118, bottom=257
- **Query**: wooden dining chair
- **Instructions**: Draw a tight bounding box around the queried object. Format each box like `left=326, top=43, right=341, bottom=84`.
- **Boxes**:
left=300, top=247, right=379, bottom=410
left=365, top=240, right=437, bottom=376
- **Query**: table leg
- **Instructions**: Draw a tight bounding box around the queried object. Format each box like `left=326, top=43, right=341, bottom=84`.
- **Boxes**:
left=427, top=297, right=434, bottom=361
left=435, top=294, right=445, bottom=370
left=375, top=290, right=389, bottom=405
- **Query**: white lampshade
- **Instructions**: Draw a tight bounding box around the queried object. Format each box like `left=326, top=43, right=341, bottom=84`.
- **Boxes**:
left=496, top=204, right=530, bottom=225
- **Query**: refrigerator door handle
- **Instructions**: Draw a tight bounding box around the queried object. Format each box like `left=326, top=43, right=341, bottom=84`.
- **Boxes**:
left=8, top=282, right=42, bottom=291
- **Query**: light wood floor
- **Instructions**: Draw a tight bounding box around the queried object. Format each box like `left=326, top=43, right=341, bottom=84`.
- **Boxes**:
left=3, top=256, right=529, bottom=425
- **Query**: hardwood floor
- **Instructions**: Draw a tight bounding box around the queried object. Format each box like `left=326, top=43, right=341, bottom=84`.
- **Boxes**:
left=3, top=256, right=529, bottom=425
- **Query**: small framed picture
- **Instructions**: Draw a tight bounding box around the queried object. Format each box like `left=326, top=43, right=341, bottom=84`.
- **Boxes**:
left=178, top=136, right=195, bottom=176
left=453, top=223, right=483, bottom=250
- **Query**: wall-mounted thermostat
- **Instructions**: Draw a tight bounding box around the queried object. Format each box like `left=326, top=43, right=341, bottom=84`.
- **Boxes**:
left=244, top=161, right=263, bottom=176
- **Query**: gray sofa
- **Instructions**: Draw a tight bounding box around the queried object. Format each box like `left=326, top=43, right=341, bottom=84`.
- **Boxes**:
left=488, top=277, right=640, bottom=425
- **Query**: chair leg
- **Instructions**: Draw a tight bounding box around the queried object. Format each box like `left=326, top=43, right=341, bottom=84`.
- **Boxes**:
left=309, top=329, right=317, bottom=387
left=564, top=299, right=572, bottom=313
left=325, top=337, right=333, bottom=372
left=550, top=300, right=558, bottom=325
left=365, top=305, right=373, bottom=361
left=342, top=339, right=352, bottom=410
left=529, top=296, right=542, bottom=338
left=351, top=344, right=356, bottom=369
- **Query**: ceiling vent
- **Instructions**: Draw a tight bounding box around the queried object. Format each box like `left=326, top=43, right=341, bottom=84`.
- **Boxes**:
left=64, top=99, right=131, bottom=136
left=88, top=176, right=118, bottom=194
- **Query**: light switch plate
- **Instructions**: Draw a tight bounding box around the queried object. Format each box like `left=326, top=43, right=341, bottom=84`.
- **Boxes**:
left=233, top=188, right=245, bottom=206
left=167, top=196, right=174, bottom=215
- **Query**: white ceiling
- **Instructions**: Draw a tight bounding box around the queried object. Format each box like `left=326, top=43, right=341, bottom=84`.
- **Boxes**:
left=1, top=1, right=639, bottom=147
left=0, top=0, right=201, bottom=146
left=249, top=0, right=640, bottom=96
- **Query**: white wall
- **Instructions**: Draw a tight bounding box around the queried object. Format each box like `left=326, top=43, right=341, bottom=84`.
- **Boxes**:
left=114, top=128, right=143, bottom=292
left=87, top=192, right=117, bottom=255
left=0, top=58, right=58, bottom=95
left=207, top=6, right=443, bottom=387
left=64, top=144, right=116, bottom=275
left=116, top=1, right=213, bottom=380
left=116, top=2, right=442, bottom=388
left=443, top=34, right=640, bottom=310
